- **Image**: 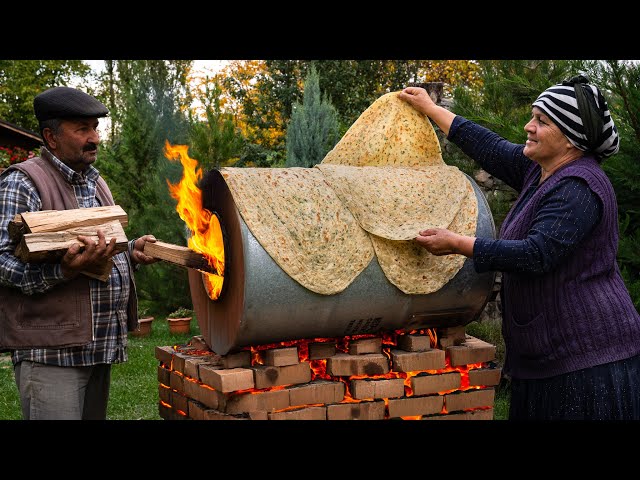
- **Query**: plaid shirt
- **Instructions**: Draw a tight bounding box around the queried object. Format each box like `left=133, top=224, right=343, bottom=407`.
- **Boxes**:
left=0, top=148, right=134, bottom=366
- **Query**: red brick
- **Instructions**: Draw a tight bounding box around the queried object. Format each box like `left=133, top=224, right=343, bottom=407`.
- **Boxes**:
left=268, top=406, right=327, bottom=420
left=390, top=348, right=446, bottom=372
left=350, top=378, right=405, bottom=400
left=468, top=367, right=502, bottom=387
left=445, top=388, right=495, bottom=413
left=288, top=380, right=345, bottom=406
left=437, top=326, right=466, bottom=348
left=182, top=377, right=218, bottom=409
left=169, top=370, right=184, bottom=392
left=171, top=351, right=193, bottom=375
left=397, top=334, right=432, bottom=352
left=308, top=341, right=336, bottom=360
left=326, top=353, right=390, bottom=376
left=327, top=400, right=386, bottom=420
left=158, top=402, right=174, bottom=420
left=349, top=337, right=382, bottom=355
left=203, top=410, right=251, bottom=420
left=183, top=355, right=222, bottom=380
left=200, top=366, right=255, bottom=392
left=252, top=362, right=311, bottom=389
left=155, top=345, right=175, bottom=367
left=222, top=350, right=252, bottom=368
left=158, top=384, right=171, bottom=405
left=182, top=377, right=200, bottom=399
left=190, top=382, right=218, bottom=410
left=388, top=395, right=443, bottom=418
left=219, top=389, right=289, bottom=414
left=264, top=346, right=299, bottom=367
left=447, top=336, right=496, bottom=366
left=247, top=411, right=269, bottom=420
left=172, top=391, right=189, bottom=416
left=188, top=399, right=206, bottom=420
left=187, top=335, right=209, bottom=350
left=411, top=371, right=461, bottom=396
left=157, top=365, right=171, bottom=386
left=424, top=408, right=494, bottom=420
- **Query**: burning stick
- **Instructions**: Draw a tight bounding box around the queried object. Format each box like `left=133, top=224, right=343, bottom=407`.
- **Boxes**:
left=144, top=240, right=214, bottom=273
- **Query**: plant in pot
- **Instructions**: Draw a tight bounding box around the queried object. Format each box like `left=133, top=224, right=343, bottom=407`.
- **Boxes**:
left=130, top=307, right=155, bottom=337
left=167, top=307, right=193, bottom=335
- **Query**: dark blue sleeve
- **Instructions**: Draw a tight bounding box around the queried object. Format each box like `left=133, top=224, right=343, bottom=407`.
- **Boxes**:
left=473, top=177, right=602, bottom=274
left=448, top=116, right=532, bottom=193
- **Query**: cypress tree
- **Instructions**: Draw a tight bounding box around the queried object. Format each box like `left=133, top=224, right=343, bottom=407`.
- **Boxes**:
left=285, top=65, right=340, bottom=168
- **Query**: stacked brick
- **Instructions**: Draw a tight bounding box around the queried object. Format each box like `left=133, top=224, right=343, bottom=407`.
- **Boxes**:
left=157, top=326, right=501, bottom=421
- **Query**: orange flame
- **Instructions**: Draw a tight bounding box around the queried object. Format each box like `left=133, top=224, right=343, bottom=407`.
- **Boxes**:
left=163, top=141, right=225, bottom=300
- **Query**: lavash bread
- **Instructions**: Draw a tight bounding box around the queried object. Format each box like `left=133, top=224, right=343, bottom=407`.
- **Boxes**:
left=321, top=91, right=444, bottom=167
left=218, top=90, right=479, bottom=296
left=219, top=167, right=375, bottom=295
left=368, top=180, right=478, bottom=294
left=314, top=164, right=471, bottom=240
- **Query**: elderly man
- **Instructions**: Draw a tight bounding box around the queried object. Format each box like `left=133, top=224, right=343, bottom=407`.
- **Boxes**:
left=0, top=86, right=159, bottom=420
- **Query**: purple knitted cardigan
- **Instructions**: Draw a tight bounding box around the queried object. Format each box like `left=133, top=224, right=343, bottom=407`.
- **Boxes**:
left=500, top=155, right=640, bottom=379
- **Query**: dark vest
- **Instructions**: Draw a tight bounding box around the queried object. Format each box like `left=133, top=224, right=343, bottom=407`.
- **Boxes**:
left=500, top=155, right=640, bottom=379
left=0, top=150, right=138, bottom=350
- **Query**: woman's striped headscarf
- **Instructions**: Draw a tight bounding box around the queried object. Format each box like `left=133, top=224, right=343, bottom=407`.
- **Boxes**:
left=532, top=75, right=619, bottom=160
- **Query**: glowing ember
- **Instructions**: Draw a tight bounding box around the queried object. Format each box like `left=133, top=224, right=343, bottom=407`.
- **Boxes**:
left=163, top=141, right=225, bottom=300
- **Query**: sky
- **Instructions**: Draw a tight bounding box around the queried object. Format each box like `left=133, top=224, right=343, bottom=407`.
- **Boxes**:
left=84, top=60, right=229, bottom=78
left=82, top=60, right=230, bottom=135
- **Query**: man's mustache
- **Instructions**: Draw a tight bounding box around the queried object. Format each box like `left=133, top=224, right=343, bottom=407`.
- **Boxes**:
left=83, top=143, right=98, bottom=152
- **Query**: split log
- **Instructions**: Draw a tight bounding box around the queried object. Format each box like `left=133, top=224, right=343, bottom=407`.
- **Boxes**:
left=17, top=219, right=129, bottom=263
left=144, top=240, right=213, bottom=273
left=9, top=206, right=128, bottom=243
left=16, top=205, right=126, bottom=232
left=8, top=206, right=129, bottom=282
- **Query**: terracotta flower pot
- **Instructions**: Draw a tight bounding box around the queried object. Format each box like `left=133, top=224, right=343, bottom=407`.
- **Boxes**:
left=130, top=316, right=154, bottom=337
left=168, top=317, right=192, bottom=335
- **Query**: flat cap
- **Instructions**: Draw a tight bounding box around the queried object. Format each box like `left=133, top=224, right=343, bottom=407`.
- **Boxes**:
left=34, top=86, right=109, bottom=122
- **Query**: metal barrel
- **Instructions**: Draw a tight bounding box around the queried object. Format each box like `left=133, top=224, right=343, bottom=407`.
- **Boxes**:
left=189, top=169, right=496, bottom=355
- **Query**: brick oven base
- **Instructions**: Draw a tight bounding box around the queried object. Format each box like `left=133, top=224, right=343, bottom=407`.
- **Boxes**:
left=156, top=327, right=501, bottom=420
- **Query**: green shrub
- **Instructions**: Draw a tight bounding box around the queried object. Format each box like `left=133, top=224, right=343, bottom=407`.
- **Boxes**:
left=167, top=306, right=193, bottom=319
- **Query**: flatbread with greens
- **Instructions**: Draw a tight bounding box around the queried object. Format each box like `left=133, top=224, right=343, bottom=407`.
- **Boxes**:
left=369, top=179, right=478, bottom=294
left=321, top=91, right=444, bottom=167
left=315, top=163, right=470, bottom=240
left=220, top=167, right=374, bottom=295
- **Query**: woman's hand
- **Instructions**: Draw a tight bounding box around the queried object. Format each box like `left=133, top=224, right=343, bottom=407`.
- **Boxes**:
left=397, top=87, right=437, bottom=116
left=397, top=87, right=455, bottom=136
left=415, top=228, right=476, bottom=257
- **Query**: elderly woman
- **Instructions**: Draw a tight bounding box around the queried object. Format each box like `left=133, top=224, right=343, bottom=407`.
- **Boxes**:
left=399, top=76, right=640, bottom=420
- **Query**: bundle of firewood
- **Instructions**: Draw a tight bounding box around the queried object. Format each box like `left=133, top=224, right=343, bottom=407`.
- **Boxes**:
left=8, top=206, right=129, bottom=281
left=8, top=205, right=214, bottom=281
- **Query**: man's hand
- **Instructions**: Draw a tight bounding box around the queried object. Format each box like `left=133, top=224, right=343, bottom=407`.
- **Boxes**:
left=131, top=234, right=160, bottom=266
left=61, top=229, right=117, bottom=279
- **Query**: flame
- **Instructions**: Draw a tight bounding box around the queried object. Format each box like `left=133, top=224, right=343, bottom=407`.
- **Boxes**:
left=163, top=141, right=225, bottom=300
